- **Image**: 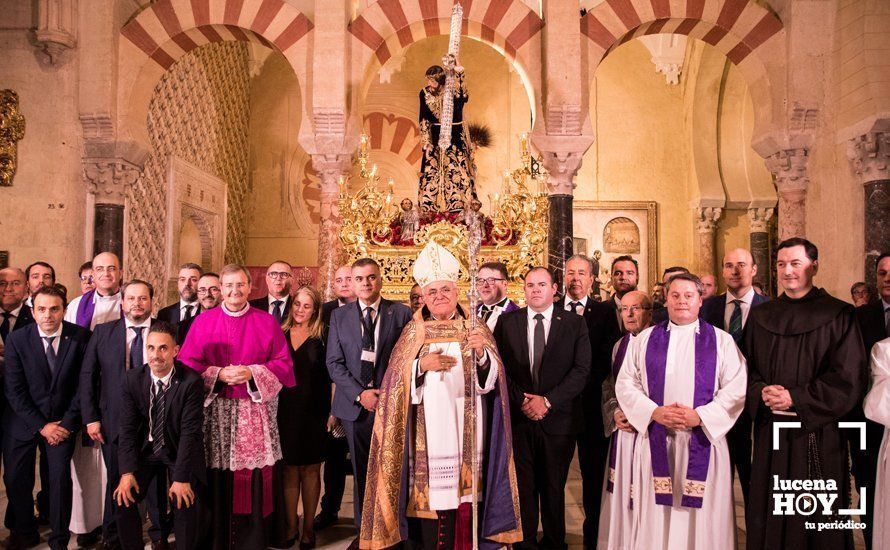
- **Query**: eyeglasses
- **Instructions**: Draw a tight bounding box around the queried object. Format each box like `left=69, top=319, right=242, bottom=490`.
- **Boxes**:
left=80, top=276, right=94, bottom=283
left=267, top=272, right=292, bottom=280
left=197, top=287, right=220, bottom=295
left=425, top=287, right=455, bottom=298
left=478, top=278, right=505, bottom=286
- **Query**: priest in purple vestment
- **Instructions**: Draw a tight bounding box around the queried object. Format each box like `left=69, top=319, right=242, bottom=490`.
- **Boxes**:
left=178, top=263, right=295, bottom=550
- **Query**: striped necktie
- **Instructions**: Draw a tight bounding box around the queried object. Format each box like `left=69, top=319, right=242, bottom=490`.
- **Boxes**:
left=151, top=379, right=167, bottom=455
left=728, top=300, right=743, bottom=342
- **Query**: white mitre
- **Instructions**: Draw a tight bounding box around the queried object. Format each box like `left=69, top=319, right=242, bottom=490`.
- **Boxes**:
left=413, top=241, right=460, bottom=287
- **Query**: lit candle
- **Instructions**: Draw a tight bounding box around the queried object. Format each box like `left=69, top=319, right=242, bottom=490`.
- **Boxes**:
left=370, top=164, right=378, bottom=179
left=387, top=177, right=395, bottom=194
left=360, top=134, right=368, bottom=154
left=502, top=170, right=511, bottom=193
left=520, top=132, right=528, bottom=155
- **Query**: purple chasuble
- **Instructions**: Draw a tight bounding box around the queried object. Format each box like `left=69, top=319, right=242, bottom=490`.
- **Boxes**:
left=644, top=320, right=718, bottom=508
left=75, top=289, right=97, bottom=328
left=607, top=333, right=632, bottom=493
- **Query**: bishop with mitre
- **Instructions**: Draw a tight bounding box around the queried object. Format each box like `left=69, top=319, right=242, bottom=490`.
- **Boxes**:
left=359, top=242, right=522, bottom=549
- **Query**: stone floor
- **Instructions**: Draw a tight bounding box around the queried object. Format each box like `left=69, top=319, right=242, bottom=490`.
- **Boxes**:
left=0, top=450, right=865, bottom=549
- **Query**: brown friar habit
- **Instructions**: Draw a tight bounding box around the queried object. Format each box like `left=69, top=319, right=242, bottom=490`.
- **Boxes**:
left=744, top=287, right=867, bottom=550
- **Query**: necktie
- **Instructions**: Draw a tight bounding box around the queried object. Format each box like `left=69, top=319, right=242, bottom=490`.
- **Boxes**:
left=151, top=379, right=167, bottom=455
left=532, top=313, right=545, bottom=388
left=884, top=307, right=890, bottom=338
left=728, top=300, right=743, bottom=342
left=183, top=305, right=194, bottom=321
left=480, top=305, right=493, bottom=322
left=44, top=336, right=57, bottom=374
left=0, top=311, right=11, bottom=341
left=130, top=326, right=144, bottom=370
left=272, top=300, right=284, bottom=324
left=569, top=301, right=582, bottom=315
left=360, top=307, right=376, bottom=386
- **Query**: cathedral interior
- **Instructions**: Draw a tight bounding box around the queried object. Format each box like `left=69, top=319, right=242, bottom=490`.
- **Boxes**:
left=2, top=0, right=886, bottom=302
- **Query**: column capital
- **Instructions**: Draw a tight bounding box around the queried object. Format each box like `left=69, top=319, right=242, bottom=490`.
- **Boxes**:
left=747, top=207, right=775, bottom=233
left=694, top=206, right=722, bottom=233
left=531, top=133, right=595, bottom=195
left=765, top=148, right=810, bottom=192
left=846, top=129, right=890, bottom=185
left=82, top=158, right=141, bottom=205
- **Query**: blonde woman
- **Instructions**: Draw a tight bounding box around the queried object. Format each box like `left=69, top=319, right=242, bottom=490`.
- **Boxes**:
left=278, top=286, right=330, bottom=549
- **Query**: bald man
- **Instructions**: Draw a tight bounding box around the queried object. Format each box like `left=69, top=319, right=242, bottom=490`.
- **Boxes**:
left=700, top=247, right=769, bottom=504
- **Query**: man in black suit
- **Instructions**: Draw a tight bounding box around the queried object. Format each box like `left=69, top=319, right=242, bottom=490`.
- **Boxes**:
left=157, top=263, right=203, bottom=343
left=1, top=267, right=34, bottom=345
left=249, top=260, right=294, bottom=325
left=114, top=322, right=206, bottom=550
left=81, top=279, right=167, bottom=549
left=854, top=251, right=890, bottom=549
left=494, top=267, right=591, bottom=550
left=3, top=286, right=89, bottom=550
left=699, top=248, right=768, bottom=505
left=326, top=258, right=412, bottom=546
left=316, top=264, right=356, bottom=531
left=603, top=255, right=640, bottom=332
left=555, top=255, right=619, bottom=548
left=175, top=272, right=221, bottom=344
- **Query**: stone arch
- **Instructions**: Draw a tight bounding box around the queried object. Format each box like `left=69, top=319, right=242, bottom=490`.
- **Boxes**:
left=349, top=0, right=544, bottom=122
left=581, top=0, right=785, bottom=151
left=117, top=0, right=313, bottom=149
left=180, top=206, right=214, bottom=270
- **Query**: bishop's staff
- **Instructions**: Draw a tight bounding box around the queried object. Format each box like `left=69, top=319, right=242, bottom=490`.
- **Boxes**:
left=464, top=198, right=483, bottom=550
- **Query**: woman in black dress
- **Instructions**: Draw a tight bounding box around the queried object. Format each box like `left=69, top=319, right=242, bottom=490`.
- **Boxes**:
left=278, top=285, right=329, bottom=548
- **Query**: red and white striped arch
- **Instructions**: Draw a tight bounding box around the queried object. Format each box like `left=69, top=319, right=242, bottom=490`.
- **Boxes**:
left=581, top=0, right=783, bottom=81
left=120, top=0, right=313, bottom=70
left=349, top=0, right=544, bottom=114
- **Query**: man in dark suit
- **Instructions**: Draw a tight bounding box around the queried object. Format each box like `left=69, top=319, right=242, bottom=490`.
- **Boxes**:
left=1, top=267, right=35, bottom=345
left=326, top=258, right=412, bottom=545
left=175, top=272, right=221, bottom=345
left=249, top=260, right=294, bottom=325
left=603, top=255, right=640, bottom=331
left=3, top=286, right=89, bottom=550
left=495, top=267, right=591, bottom=550
left=156, top=263, right=202, bottom=344
left=476, top=261, right=519, bottom=331
left=114, top=322, right=206, bottom=550
left=554, top=255, right=619, bottom=549
left=854, top=251, right=890, bottom=549
left=81, top=279, right=167, bottom=549
left=699, top=248, right=768, bottom=505
left=316, top=264, right=356, bottom=531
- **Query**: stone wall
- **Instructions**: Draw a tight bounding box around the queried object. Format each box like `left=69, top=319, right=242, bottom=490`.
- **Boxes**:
left=129, top=42, right=251, bottom=302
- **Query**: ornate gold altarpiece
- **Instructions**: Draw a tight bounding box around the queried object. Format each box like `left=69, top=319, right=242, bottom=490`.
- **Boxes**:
left=338, top=134, right=549, bottom=302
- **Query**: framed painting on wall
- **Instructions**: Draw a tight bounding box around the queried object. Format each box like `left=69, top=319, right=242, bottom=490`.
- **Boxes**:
left=572, top=201, right=658, bottom=296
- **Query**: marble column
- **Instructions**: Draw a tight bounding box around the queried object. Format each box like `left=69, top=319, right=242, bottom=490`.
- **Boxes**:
left=311, top=154, right=351, bottom=300
left=82, top=157, right=142, bottom=261
left=694, top=206, right=722, bottom=276
left=847, top=127, right=890, bottom=286
left=747, top=207, right=775, bottom=291
left=765, top=148, right=810, bottom=241
left=534, top=134, right=594, bottom=292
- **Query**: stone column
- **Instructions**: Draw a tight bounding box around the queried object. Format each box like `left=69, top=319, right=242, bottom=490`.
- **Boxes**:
left=311, top=153, right=351, bottom=300
left=534, top=135, right=593, bottom=292
left=82, top=158, right=142, bottom=260
left=847, top=127, right=890, bottom=286
left=747, top=207, right=775, bottom=291
left=694, top=206, right=722, bottom=276
left=765, top=148, right=810, bottom=241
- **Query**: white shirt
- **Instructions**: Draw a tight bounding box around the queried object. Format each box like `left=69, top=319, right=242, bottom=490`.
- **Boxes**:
left=125, top=317, right=151, bottom=369
left=266, top=294, right=288, bottom=317
left=1, top=303, right=25, bottom=344
left=64, top=290, right=122, bottom=329
left=37, top=324, right=62, bottom=355
left=148, top=367, right=175, bottom=442
left=527, top=304, right=553, bottom=370
left=563, top=294, right=589, bottom=315
left=179, top=300, right=199, bottom=320
left=723, top=287, right=756, bottom=330
left=479, top=297, right=511, bottom=331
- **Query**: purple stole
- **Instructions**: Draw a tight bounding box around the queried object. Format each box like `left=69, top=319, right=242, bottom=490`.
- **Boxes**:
left=606, top=333, right=632, bottom=493
left=645, top=320, right=717, bottom=508
left=75, top=289, right=97, bottom=328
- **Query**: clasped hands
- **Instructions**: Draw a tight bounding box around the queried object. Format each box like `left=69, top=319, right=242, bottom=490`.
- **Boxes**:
left=418, top=328, right=488, bottom=375
left=218, top=365, right=253, bottom=385
left=761, top=384, right=793, bottom=411
left=651, top=403, right=701, bottom=431
left=40, top=421, right=70, bottom=446
left=522, top=394, right=548, bottom=421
